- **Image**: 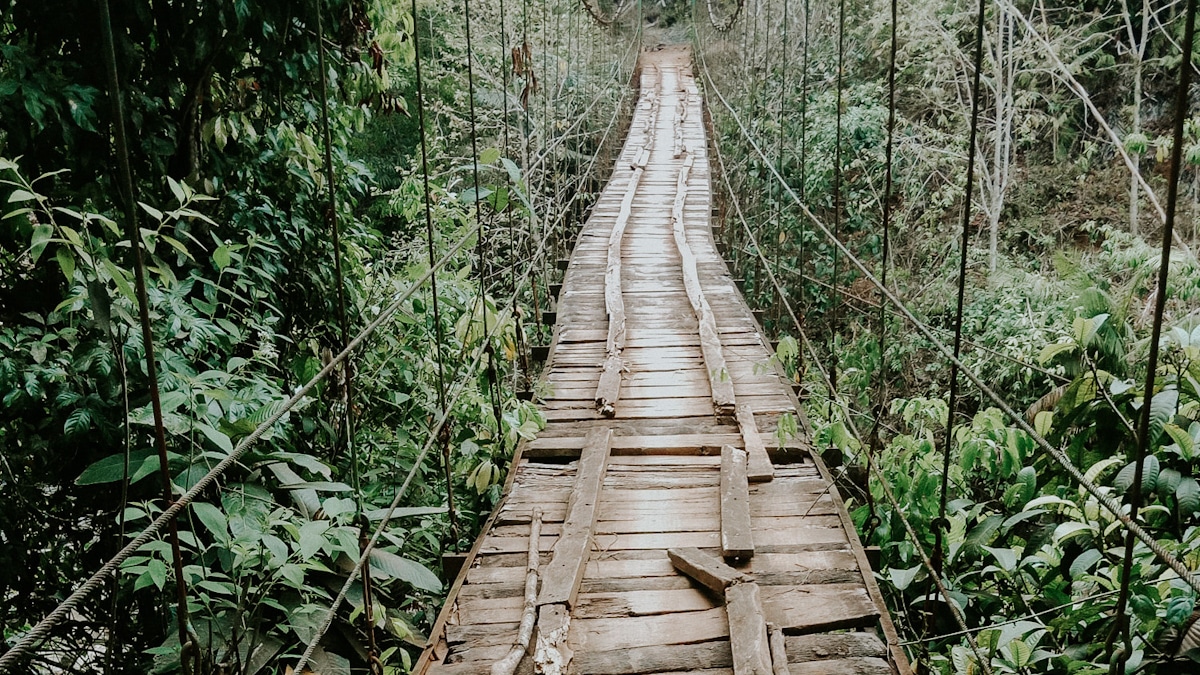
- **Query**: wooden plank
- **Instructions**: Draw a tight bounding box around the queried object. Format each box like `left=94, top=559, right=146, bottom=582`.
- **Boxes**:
left=490, top=510, right=542, bottom=675
left=569, top=607, right=729, bottom=652
left=565, top=633, right=886, bottom=675
left=768, top=623, right=790, bottom=675
left=720, top=445, right=754, bottom=559
left=738, top=406, right=775, bottom=483
left=595, top=103, right=656, bottom=418
left=533, top=603, right=572, bottom=674
left=763, top=587, right=879, bottom=634
left=665, top=151, right=738, bottom=418
left=537, top=427, right=612, bottom=607
left=788, top=659, right=891, bottom=675
left=724, top=582, right=772, bottom=675
left=669, top=547, right=748, bottom=592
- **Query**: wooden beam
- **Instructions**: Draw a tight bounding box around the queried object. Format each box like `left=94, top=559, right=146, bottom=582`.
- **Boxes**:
left=725, top=582, right=772, bottom=675
left=670, top=151, right=736, bottom=418
left=667, top=547, right=748, bottom=592
left=491, top=510, right=542, bottom=675
left=767, top=623, right=791, bottom=675
left=720, top=445, right=754, bottom=559
left=595, top=94, right=658, bottom=417
left=532, top=603, right=572, bottom=675
left=537, top=427, right=613, bottom=607
left=737, top=406, right=775, bottom=483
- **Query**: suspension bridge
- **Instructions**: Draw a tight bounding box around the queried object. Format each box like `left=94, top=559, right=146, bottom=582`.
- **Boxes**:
left=6, top=0, right=1200, bottom=671
left=414, top=46, right=908, bottom=675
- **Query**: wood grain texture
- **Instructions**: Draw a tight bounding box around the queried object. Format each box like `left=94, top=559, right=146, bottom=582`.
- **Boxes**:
left=668, top=547, right=747, bottom=592
left=737, top=406, right=775, bottom=482
left=725, top=582, right=772, bottom=675
left=720, top=445, right=754, bottom=559
left=537, top=427, right=612, bottom=608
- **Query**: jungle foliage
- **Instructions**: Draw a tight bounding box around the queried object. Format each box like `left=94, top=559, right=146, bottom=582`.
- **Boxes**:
left=0, top=0, right=635, bottom=672
left=699, top=0, right=1200, bottom=672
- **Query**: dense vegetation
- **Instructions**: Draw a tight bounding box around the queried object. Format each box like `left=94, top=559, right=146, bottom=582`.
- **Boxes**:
left=0, top=0, right=636, bottom=672
left=7, top=0, right=1200, bottom=672
left=699, top=0, right=1200, bottom=673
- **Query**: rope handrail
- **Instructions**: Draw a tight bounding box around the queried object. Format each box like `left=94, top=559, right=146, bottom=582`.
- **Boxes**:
left=693, top=24, right=1200, bottom=599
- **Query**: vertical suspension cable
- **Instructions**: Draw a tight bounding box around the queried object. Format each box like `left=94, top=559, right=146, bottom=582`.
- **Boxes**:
left=1109, top=0, right=1198, bottom=669
left=865, top=0, right=900, bottom=542
left=932, top=0, right=988, bottom=592
left=462, top=0, right=506, bottom=481
left=796, top=0, right=810, bottom=342
left=98, top=3, right=194, bottom=670
left=830, top=0, right=845, bottom=398
left=773, top=0, right=790, bottom=330
left=314, top=4, right=376, bottom=664
left=408, top=0, right=459, bottom=544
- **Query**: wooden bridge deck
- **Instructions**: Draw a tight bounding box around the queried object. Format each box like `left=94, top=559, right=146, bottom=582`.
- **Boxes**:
left=417, top=47, right=909, bottom=675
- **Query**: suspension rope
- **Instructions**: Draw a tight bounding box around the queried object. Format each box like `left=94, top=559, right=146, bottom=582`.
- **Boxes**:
left=580, top=0, right=629, bottom=27
left=863, top=0, right=900, bottom=541
left=707, top=0, right=746, bottom=32
left=1111, top=0, right=1197, bottom=669
left=695, top=40, right=1200, bottom=600
left=408, top=0, right=460, bottom=545
left=829, top=0, right=845, bottom=396
left=932, top=0, right=987, bottom=591
left=462, top=0, right=507, bottom=493
left=312, top=8, right=379, bottom=667
left=97, top=3, right=194, bottom=671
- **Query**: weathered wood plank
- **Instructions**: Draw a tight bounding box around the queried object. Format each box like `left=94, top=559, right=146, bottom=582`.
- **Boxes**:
left=669, top=547, right=748, bottom=592
left=720, top=445, right=754, bottom=559
left=767, top=623, right=790, bottom=675
left=737, top=406, right=775, bottom=482
left=537, top=427, right=612, bottom=608
left=724, top=582, right=772, bottom=675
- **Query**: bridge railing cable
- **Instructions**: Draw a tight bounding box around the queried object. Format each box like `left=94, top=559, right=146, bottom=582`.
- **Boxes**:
left=693, top=0, right=1200, bottom=603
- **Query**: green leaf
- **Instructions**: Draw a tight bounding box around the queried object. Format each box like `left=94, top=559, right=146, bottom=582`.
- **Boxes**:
left=479, top=147, right=501, bottom=165
left=364, top=506, right=448, bottom=520
left=100, top=258, right=136, bottom=303
left=29, top=223, right=52, bottom=263
left=1150, top=389, right=1179, bottom=445
left=1115, top=455, right=1160, bottom=495
left=76, top=450, right=154, bottom=485
left=55, top=246, right=75, bottom=283
left=278, top=481, right=353, bottom=492
left=191, top=502, right=229, bottom=545
left=1165, top=423, right=1195, bottom=459
left=1034, top=410, right=1053, bottom=437
left=888, top=565, right=921, bottom=591
left=367, top=549, right=442, bottom=592
left=1007, top=639, right=1033, bottom=668
left=196, top=422, right=233, bottom=454
left=1015, top=466, right=1037, bottom=505
left=8, top=189, right=37, bottom=203
left=138, top=202, right=164, bottom=221
left=297, top=520, right=330, bottom=560
left=982, top=546, right=1017, bottom=573
left=146, top=558, right=168, bottom=590
left=962, top=515, right=1004, bottom=555
left=1038, top=340, right=1076, bottom=365
left=213, top=245, right=231, bottom=270
left=1068, top=548, right=1103, bottom=578
left=1177, top=478, right=1200, bottom=515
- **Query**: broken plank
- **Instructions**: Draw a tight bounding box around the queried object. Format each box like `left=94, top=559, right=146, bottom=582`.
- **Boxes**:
left=668, top=547, right=748, bottom=592
left=720, top=445, right=754, bottom=559
left=737, top=406, right=775, bottom=482
left=724, top=582, right=772, bottom=675
left=536, top=427, right=612, bottom=608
